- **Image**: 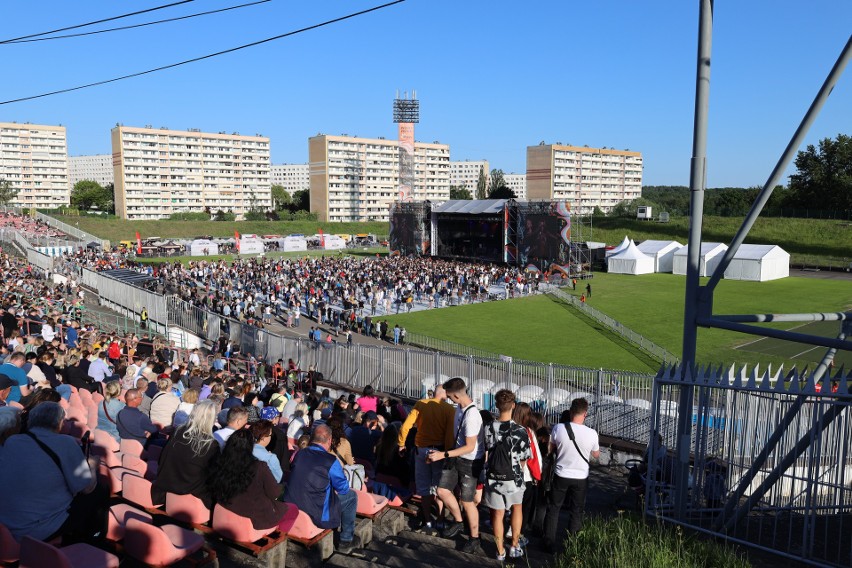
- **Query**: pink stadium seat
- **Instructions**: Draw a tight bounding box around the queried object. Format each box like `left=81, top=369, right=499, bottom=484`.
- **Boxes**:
left=355, top=489, right=388, bottom=516
left=96, top=460, right=137, bottom=495
left=0, top=521, right=20, bottom=564
left=124, top=518, right=208, bottom=567
left=92, top=429, right=120, bottom=453
left=119, top=438, right=145, bottom=457
left=91, top=443, right=122, bottom=469
left=106, top=503, right=153, bottom=541
left=86, top=406, right=99, bottom=430
left=212, top=505, right=277, bottom=543
left=121, top=473, right=161, bottom=509
left=91, top=392, right=104, bottom=404
left=121, top=454, right=158, bottom=481
left=19, top=537, right=119, bottom=568
left=165, top=492, right=211, bottom=525
left=282, top=506, right=324, bottom=541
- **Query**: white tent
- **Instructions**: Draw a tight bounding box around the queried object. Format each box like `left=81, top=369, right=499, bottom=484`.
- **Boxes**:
left=280, top=236, right=307, bottom=252
left=608, top=240, right=655, bottom=275
left=723, top=244, right=789, bottom=281
left=187, top=239, right=219, bottom=256
left=636, top=240, right=683, bottom=273
left=605, top=235, right=631, bottom=258
left=238, top=234, right=265, bottom=255
left=322, top=235, right=346, bottom=250
left=672, top=242, right=728, bottom=276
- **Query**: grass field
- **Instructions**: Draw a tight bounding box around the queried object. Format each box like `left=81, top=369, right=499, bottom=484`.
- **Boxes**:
left=52, top=215, right=388, bottom=244
left=384, top=274, right=852, bottom=372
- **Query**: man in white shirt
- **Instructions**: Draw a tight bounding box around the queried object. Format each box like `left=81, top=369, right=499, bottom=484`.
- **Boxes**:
left=87, top=352, right=112, bottom=384
left=214, top=406, right=249, bottom=449
left=543, top=397, right=600, bottom=553
left=426, top=377, right=485, bottom=555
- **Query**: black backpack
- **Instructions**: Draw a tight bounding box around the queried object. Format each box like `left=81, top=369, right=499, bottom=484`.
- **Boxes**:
left=487, top=422, right=515, bottom=482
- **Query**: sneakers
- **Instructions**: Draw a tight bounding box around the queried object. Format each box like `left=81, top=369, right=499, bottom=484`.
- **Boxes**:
left=517, top=535, right=529, bottom=548
left=461, top=537, right=483, bottom=555
left=496, top=549, right=506, bottom=561
left=508, top=546, right=524, bottom=558
left=337, top=535, right=362, bottom=554
left=442, top=520, right=464, bottom=539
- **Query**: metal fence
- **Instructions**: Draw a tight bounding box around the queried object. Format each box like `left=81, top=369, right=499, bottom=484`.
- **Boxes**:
left=34, top=212, right=107, bottom=248
left=80, top=268, right=168, bottom=333
left=549, top=287, right=680, bottom=365
left=649, top=364, right=852, bottom=567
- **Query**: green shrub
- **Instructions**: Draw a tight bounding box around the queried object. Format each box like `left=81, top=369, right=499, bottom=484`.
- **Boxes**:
left=551, top=514, right=749, bottom=568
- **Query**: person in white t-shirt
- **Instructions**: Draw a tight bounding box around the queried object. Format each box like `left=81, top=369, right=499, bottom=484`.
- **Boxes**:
left=426, top=377, right=485, bottom=555
left=543, top=397, right=600, bottom=553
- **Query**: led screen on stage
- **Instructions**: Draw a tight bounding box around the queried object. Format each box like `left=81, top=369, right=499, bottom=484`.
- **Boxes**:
left=517, top=202, right=571, bottom=272
left=389, top=207, right=428, bottom=256
left=435, top=217, right=503, bottom=263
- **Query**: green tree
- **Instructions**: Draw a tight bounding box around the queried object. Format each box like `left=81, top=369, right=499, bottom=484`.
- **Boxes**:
left=449, top=185, right=473, bottom=200
left=475, top=166, right=487, bottom=200
left=487, top=185, right=517, bottom=199
left=291, top=189, right=310, bottom=212
left=788, top=134, right=852, bottom=211
left=487, top=169, right=506, bottom=197
left=0, top=179, right=19, bottom=206
left=71, top=180, right=113, bottom=213
left=270, top=184, right=292, bottom=210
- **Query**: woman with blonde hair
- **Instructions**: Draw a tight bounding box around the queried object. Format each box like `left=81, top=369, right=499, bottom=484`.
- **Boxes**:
left=174, top=387, right=200, bottom=427
left=97, top=380, right=125, bottom=442
left=152, top=399, right=220, bottom=508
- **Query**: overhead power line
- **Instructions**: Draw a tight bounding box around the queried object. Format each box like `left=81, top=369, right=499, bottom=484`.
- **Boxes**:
left=0, top=0, right=195, bottom=45
left=0, top=0, right=405, bottom=106
left=4, top=0, right=272, bottom=44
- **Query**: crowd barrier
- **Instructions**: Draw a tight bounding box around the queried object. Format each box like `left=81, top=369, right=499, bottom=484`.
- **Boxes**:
left=35, top=212, right=107, bottom=248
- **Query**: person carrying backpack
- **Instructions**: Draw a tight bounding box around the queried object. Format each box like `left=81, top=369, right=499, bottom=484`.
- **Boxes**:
left=484, top=389, right=531, bottom=561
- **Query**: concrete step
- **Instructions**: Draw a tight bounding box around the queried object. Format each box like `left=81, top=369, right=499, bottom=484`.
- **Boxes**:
left=383, top=530, right=503, bottom=567
left=325, top=552, right=388, bottom=568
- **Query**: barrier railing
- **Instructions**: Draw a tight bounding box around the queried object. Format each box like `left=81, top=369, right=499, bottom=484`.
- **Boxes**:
left=80, top=268, right=168, bottom=334
left=548, top=287, right=680, bottom=365
left=35, top=212, right=107, bottom=248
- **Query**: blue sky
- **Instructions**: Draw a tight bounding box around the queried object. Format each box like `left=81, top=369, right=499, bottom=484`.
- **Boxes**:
left=2, top=0, right=850, bottom=187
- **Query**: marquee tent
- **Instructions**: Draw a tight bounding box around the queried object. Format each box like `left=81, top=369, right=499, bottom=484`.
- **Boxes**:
left=187, top=239, right=219, bottom=256
left=672, top=242, right=728, bottom=276
left=322, top=235, right=346, bottom=250
left=280, top=236, right=307, bottom=252
left=636, top=240, right=683, bottom=273
left=605, top=236, right=631, bottom=258
left=723, top=244, right=789, bottom=281
left=238, top=234, right=265, bottom=255
left=607, top=240, right=655, bottom=275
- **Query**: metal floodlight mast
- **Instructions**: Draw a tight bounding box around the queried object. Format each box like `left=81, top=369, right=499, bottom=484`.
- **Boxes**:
left=392, top=98, right=420, bottom=124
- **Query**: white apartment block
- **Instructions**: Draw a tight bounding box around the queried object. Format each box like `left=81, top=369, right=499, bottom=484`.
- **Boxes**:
left=0, top=122, right=69, bottom=209
left=504, top=173, right=526, bottom=200
left=69, top=154, right=114, bottom=187
left=309, top=134, right=450, bottom=222
left=112, top=125, right=271, bottom=220
left=270, top=163, right=309, bottom=194
left=449, top=160, right=488, bottom=196
left=527, top=144, right=642, bottom=213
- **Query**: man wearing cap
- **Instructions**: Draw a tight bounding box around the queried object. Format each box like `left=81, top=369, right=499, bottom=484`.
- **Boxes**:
left=0, top=374, right=16, bottom=407
left=397, top=382, right=456, bottom=533
left=0, top=352, right=31, bottom=404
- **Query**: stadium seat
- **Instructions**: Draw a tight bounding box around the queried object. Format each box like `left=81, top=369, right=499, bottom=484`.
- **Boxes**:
left=165, top=492, right=211, bottom=525
left=212, top=505, right=277, bottom=543
left=124, top=518, right=207, bottom=567
left=470, top=379, right=494, bottom=409
left=121, top=454, right=158, bottom=481
left=121, top=473, right=161, bottom=509
left=92, top=429, right=120, bottom=453
left=106, top=503, right=153, bottom=541
left=96, top=460, right=137, bottom=495
left=282, top=505, right=324, bottom=541
left=542, top=387, right=570, bottom=405
left=119, top=438, right=145, bottom=457
left=492, top=381, right=520, bottom=394
left=0, top=521, right=20, bottom=564
left=91, top=443, right=122, bottom=469
left=355, top=489, right=388, bottom=516
left=19, top=537, right=119, bottom=568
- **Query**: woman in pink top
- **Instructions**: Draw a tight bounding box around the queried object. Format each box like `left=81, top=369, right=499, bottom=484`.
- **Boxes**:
left=356, top=385, right=378, bottom=413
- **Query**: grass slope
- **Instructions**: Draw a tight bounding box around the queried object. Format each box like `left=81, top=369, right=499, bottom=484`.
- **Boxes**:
left=52, top=216, right=387, bottom=243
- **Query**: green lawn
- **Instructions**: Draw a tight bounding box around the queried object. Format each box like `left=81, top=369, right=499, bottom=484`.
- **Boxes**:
left=51, top=215, right=387, bottom=244
left=385, top=274, right=852, bottom=372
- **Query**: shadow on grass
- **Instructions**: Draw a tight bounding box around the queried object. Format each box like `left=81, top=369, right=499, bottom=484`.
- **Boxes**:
left=551, top=296, right=660, bottom=373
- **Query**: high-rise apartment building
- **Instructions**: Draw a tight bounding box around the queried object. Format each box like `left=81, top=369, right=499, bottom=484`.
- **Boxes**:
left=449, top=160, right=489, bottom=197
left=309, top=134, right=450, bottom=222
left=112, top=125, right=271, bottom=220
left=0, top=122, right=69, bottom=208
left=526, top=144, right=642, bottom=213
left=504, top=173, right=526, bottom=200
left=270, top=163, right=309, bottom=194
left=69, top=154, right=114, bottom=187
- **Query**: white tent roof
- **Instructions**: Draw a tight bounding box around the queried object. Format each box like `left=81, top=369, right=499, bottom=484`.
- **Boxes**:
left=610, top=240, right=652, bottom=260
left=673, top=242, right=727, bottom=257
left=729, top=244, right=788, bottom=260
left=636, top=240, right=683, bottom=254
left=610, top=235, right=630, bottom=254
